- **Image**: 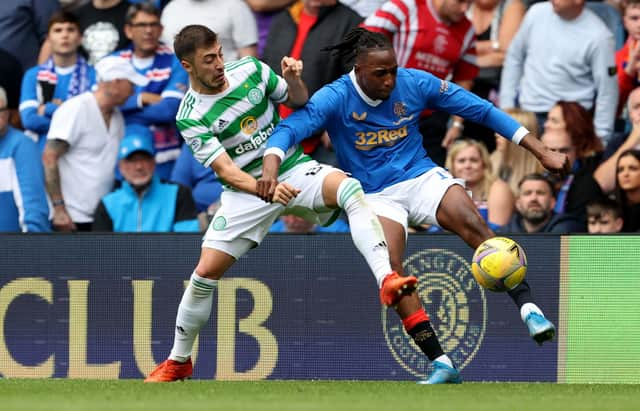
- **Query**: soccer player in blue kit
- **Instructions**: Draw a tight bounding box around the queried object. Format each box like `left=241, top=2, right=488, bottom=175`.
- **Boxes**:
left=258, top=29, right=571, bottom=384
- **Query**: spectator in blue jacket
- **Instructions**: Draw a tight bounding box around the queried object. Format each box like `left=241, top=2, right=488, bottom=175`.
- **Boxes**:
left=20, top=11, right=96, bottom=151
left=0, top=87, right=50, bottom=232
left=113, top=2, right=188, bottom=179
left=92, top=124, right=199, bottom=232
left=170, top=143, right=223, bottom=214
left=500, top=173, right=585, bottom=233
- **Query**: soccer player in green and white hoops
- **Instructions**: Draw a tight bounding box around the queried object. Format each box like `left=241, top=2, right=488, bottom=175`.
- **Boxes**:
left=145, top=24, right=419, bottom=382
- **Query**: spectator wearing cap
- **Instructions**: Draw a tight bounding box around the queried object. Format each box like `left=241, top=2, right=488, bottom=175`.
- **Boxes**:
left=0, top=86, right=51, bottom=232
left=42, top=55, right=149, bottom=232
left=92, top=124, right=199, bottom=232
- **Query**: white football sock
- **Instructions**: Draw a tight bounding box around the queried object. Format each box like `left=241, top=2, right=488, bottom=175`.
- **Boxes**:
left=336, top=178, right=392, bottom=288
left=520, top=302, right=543, bottom=323
left=169, top=273, right=217, bottom=362
left=434, top=354, right=453, bottom=368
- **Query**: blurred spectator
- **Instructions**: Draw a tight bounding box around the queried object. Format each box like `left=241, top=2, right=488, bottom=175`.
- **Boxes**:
left=595, top=88, right=640, bottom=193
left=262, top=0, right=362, bottom=165
left=501, top=173, right=584, bottom=233
left=0, top=0, right=59, bottom=71
left=0, top=49, right=25, bottom=128
left=363, top=0, right=478, bottom=166
left=93, top=124, right=199, bottom=232
left=445, top=139, right=513, bottom=227
left=0, top=87, right=50, bottom=233
left=339, top=0, right=385, bottom=17
left=42, top=56, right=148, bottom=232
left=586, top=197, right=623, bottom=233
left=463, top=0, right=525, bottom=151
left=614, top=149, right=640, bottom=231
left=245, top=0, right=297, bottom=57
left=500, top=0, right=618, bottom=147
left=161, top=0, right=258, bottom=60
left=544, top=101, right=604, bottom=161
left=170, top=144, right=223, bottom=224
left=270, top=214, right=350, bottom=233
left=586, top=2, right=625, bottom=50
left=490, top=108, right=543, bottom=197
left=616, top=0, right=640, bottom=116
left=20, top=11, right=96, bottom=152
left=128, top=0, right=170, bottom=9
left=73, top=0, right=131, bottom=64
left=541, top=128, right=604, bottom=223
left=114, top=2, right=188, bottom=180
left=60, top=0, right=90, bottom=11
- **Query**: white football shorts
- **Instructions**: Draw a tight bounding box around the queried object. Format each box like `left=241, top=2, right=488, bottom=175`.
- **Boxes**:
left=364, top=167, right=464, bottom=233
left=202, top=160, right=342, bottom=259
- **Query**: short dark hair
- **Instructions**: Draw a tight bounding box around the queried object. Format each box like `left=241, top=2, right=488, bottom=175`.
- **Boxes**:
left=125, top=1, right=161, bottom=24
left=624, top=0, right=640, bottom=14
left=586, top=197, right=623, bottom=220
left=323, top=28, right=393, bottom=64
left=173, top=25, right=218, bottom=62
left=48, top=10, right=80, bottom=32
left=518, top=173, right=556, bottom=197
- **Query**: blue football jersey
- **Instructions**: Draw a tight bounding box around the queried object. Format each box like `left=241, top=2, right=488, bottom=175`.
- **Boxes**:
left=268, top=68, right=524, bottom=193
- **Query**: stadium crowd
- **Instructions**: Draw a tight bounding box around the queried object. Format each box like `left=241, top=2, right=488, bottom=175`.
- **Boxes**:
left=1, top=0, right=639, bottom=235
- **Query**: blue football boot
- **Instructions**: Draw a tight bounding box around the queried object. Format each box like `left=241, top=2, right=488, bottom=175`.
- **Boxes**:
left=525, top=312, right=556, bottom=345
left=416, top=361, right=462, bottom=385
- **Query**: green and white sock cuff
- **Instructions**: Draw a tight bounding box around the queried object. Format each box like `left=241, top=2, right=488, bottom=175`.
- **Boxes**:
left=190, top=273, right=217, bottom=297
left=337, top=178, right=364, bottom=209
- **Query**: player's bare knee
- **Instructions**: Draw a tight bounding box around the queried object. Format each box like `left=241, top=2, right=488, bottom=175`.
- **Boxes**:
left=193, top=265, right=224, bottom=280
left=322, top=171, right=350, bottom=207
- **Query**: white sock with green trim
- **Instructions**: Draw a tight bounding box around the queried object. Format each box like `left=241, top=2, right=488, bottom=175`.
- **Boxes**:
left=520, top=302, right=543, bottom=323
left=337, top=178, right=392, bottom=288
left=169, top=273, right=217, bottom=362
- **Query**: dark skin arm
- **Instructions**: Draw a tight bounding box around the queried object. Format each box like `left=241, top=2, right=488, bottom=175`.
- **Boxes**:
left=257, top=153, right=282, bottom=202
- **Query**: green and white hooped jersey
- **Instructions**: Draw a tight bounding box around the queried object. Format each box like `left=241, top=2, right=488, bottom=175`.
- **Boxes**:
left=175, top=56, right=308, bottom=181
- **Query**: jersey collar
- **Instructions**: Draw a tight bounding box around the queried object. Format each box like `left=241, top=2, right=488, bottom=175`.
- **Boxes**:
left=349, top=70, right=383, bottom=107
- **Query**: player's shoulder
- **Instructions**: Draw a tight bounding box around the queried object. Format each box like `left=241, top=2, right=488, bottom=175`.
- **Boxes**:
left=176, top=89, right=201, bottom=122
left=225, top=56, right=261, bottom=72
left=320, top=74, right=354, bottom=99
left=400, top=67, right=437, bottom=82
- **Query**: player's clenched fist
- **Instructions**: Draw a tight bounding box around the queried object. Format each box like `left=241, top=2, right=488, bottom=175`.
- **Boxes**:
left=272, top=182, right=301, bottom=206
left=281, top=56, right=303, bottom=80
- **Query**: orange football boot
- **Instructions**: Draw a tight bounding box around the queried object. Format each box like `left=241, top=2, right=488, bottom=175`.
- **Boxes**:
left=144, top=359, right=193, bottom=383
left=379, top=271, right=418, bottom=306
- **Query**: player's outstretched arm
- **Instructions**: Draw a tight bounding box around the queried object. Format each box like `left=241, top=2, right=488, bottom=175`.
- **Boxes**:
left=520, top=133, right=570, bottom=177
left=211, top=152, right=260, bottom=195
left=281, top=56, right=308, bottom=109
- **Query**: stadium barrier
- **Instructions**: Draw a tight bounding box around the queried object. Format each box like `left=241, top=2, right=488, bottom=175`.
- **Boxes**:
left=0, top=234, right=638, bottom=383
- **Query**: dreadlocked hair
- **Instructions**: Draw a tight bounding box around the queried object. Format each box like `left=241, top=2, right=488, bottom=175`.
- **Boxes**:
left=322, top=28, right=392, bottom=63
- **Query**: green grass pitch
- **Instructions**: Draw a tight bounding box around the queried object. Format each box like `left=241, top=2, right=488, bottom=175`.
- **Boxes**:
left=1, top=380, right=639, bottom=411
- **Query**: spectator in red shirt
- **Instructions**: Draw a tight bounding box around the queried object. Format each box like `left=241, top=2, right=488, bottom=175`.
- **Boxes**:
left=363, top=0, right=478, bottom=165
left=616, top=0, right=640, bottom=116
